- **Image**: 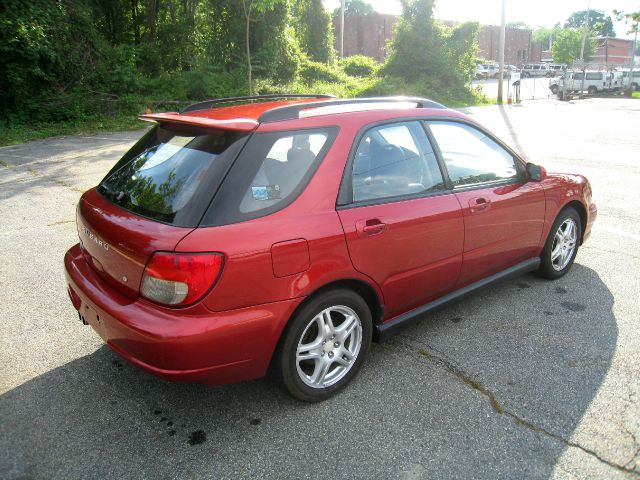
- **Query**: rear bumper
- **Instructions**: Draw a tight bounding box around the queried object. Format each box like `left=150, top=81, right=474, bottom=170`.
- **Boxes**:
left=64, top=243, right=302, bottom=385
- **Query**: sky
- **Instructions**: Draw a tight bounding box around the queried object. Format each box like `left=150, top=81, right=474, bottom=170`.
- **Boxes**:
left=323, top=0, right=640, bottom=39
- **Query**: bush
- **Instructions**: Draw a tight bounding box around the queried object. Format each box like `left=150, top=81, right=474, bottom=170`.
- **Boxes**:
left=298, top=60, right=346, bottom=85
left=339, top=55, right=379, bottom=77
left=362, top=75, right=488, bottom=107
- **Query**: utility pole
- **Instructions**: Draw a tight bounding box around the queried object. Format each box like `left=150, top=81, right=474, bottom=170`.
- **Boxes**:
left=628, top=21, right=638, bottom=97
left=497, top=0, right=506, bottom=103
left=579, top=0, right=591, bottom=95
left=340, top=0, right=345, bottom=58
left=579, top=0, right=591, bottom=61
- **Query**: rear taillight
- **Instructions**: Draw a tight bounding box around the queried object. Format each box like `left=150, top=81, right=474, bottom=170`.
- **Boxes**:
left=140, top=252, right=224, bottom=307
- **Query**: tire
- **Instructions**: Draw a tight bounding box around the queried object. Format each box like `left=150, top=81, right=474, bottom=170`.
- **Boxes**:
left=550, top=85, right=558, bottom=95
left=274, top=289, right=372, bottom=402
left=538, top=207, right=582, bottom=279
left=588, top=86, right=597, bottom=95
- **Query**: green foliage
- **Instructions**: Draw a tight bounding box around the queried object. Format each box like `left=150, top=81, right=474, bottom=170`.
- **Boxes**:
left=532, top=24, right=562, bottom=49
left=251, top=7, right=301, bottom=82
left=613, top=9, right=640, bottom=34
left=0, top=0, right=105, bottom=118
left=298, top=60, right=346, bottom=84
left=332, top=0, right=374, bottom=18
left=339, top=55, right=379, bottom=77
left=0, top=0, right=488, bottom=145
left=564, top=10, right=615, bottom=37
left=383, top=1, right=478, bottom=89
left=292, top=0, right=336, bottom=63
left=362, top=75, right=488, bottom=107
left=552, top=29, right=595, bottom=65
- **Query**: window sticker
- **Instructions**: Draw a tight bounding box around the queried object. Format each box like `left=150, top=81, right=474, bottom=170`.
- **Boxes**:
left=251, top=185, right=281, bottom=200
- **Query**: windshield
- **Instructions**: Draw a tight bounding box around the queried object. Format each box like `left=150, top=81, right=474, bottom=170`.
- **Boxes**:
left=98, top=124, right=248, bottom=227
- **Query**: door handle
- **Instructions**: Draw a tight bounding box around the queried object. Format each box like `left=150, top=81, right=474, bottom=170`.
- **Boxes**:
left=356, top=218, right=387, bottom=237
left=469, top=197, right=491, bottom=213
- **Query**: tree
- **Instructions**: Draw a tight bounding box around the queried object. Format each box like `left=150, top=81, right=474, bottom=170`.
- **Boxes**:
left=613, top=9, right=640, bottom=35
left=241, top=0, right=284, bottom=95
left=332, top=0, right=374, bottom=18
left=292, top=0, right=335, bottom=63
left=564, top=10, right=615, bottom=37
left=532, top=24, right=562, bottom=49
left=552, top=29, right=594, bottom=65
left=383, top=0, right=478, bottom=87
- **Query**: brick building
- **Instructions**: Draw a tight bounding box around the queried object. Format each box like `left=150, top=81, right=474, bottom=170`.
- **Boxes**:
left=540, top=37, right=635, bottom=68
left=333, top=15, right=542, bottom=66
left=332, top=13, right=396, bottom=61
left=476, top=25, right=542, bottom=65
left=592, top=37, right=635, bottom=66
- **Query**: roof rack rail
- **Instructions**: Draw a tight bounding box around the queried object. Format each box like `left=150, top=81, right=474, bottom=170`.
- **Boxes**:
left=258, top=97, right=446, bottom=123
left=180, top=94, right=336, bottom=114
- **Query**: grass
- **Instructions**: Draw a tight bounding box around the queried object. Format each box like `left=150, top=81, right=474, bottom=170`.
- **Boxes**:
left=633, top=91, right=640, bottom=99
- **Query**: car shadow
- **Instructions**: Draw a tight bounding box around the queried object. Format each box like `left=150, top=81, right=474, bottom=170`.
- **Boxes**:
left=0, top=263, right=619, bottom=479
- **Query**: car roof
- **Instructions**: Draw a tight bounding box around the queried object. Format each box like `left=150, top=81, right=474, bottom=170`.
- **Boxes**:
left=139, top=96, right=460, bottom=132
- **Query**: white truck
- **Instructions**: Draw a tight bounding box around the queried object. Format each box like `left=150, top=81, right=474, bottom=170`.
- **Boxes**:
left=620, top=70, right=640, bottom=91
left=549, top=71, right=617, bottom=96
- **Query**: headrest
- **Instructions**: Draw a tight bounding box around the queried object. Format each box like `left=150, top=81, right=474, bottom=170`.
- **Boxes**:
left=292, top=135, right=311, bottom=151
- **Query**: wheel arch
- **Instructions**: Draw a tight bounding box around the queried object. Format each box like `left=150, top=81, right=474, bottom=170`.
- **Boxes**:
left=267, top=277, right=384, bottom=374
left=563, top=200, right=587, bottom=244
left=299, top=278, right=383, bottom=325
left=280, top=278, right=383, bottom=346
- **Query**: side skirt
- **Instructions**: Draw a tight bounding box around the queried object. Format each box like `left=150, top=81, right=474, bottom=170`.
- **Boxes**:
left=375, top=258, right=541, bottom=342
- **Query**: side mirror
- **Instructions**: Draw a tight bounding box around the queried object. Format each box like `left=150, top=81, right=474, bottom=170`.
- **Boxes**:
left=526, top=163, right=546, bottom=182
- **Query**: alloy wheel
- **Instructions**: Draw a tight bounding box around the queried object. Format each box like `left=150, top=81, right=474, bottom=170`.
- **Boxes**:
left=296, top=305, right=362, bottom=388
left=551, top=218, right=578, bottom=271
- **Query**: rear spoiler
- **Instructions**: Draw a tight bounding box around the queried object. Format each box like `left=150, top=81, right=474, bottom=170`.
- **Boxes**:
left=139, top=112, right=258, bottom=132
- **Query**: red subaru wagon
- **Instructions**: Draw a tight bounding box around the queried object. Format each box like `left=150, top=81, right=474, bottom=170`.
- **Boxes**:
left=64, top=95, right=596, bottom=401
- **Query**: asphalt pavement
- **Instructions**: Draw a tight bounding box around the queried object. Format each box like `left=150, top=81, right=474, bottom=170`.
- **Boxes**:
left=1, top=98, right=639, bottom=479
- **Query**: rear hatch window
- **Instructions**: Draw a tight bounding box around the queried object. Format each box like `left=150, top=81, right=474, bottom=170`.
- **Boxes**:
left=98, top=124, right=249, bottom=227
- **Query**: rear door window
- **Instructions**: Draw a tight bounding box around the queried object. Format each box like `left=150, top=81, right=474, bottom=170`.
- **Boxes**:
left=98, top=125, right=248, bottom=227
left=202, top=127, right=338, bottom=226
left=350, top=121, right=445, bottom=203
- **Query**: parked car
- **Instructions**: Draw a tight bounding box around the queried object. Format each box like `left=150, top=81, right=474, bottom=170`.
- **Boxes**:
left=475, top=63, right=498, bottom=79
left=545, top=63, right=567, bottom=77
left=521, top=63, right=549, bottom=77
left=64, top=95, right=597, bottom=402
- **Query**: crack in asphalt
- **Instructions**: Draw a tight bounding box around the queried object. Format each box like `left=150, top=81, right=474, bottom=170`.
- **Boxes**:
left=393, top=335, right=640, bottom=477
left=622, top=389, right=640, bottom=470
left=1, top=159, right=85, bottom=193
left=25, top=166, right=85, bottom=193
